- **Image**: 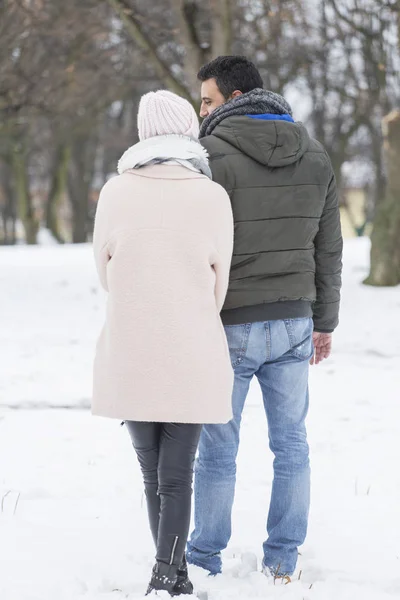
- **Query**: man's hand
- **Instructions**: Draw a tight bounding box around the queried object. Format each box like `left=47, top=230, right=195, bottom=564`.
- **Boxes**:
left=311, top=332, right=332, bottom=365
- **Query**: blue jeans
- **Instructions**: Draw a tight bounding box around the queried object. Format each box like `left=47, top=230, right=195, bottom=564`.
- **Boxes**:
left=187, top=319, right=313, bottom=576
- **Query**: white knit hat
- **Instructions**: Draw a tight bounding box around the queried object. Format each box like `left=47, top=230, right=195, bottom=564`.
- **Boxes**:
left=137, top=90, right=200, bottom=141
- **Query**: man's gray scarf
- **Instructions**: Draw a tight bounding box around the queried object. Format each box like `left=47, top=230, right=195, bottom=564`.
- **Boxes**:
left=199, top=88, right=293, bottom=138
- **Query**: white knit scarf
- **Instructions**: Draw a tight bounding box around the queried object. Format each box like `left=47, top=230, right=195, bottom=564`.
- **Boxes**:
left=117, top=135, right=211, bottom=179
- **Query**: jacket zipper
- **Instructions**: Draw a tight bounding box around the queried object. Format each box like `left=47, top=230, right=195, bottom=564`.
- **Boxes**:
left=169, top=535, right=179, bottom=565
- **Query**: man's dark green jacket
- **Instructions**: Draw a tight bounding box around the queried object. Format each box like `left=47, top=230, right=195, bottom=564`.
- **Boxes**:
left=201, top=116, right=343, bottom=333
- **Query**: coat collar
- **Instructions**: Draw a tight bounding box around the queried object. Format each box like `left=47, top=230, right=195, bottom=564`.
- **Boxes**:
left=123, top=164, right=209, bottom=180
left=117, top=134, right=211, bottom=178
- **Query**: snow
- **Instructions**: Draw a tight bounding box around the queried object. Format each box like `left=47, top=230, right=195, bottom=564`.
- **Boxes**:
left=0, top=239, right=400, bottom=600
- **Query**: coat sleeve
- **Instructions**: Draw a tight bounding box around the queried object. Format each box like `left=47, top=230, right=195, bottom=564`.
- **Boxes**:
left=313, top=164, right=343, bottom=333
left=92, top=184, right=111, bottom=292
left=212, top=189, right=234, bottom=312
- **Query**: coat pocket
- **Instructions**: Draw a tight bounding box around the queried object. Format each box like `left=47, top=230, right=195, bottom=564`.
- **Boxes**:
left=224, top=323, right=251, bottom=368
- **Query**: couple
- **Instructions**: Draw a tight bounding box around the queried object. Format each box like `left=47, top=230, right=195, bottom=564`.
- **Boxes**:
left=92, top=55, right=343, bottom=596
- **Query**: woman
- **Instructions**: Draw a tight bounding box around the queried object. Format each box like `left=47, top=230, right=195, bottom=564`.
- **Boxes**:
left=92, top=90, right=234, bottom=596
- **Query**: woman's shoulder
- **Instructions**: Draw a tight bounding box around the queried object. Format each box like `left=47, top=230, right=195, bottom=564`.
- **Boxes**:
left=98, top=172, right=142, bottom=205
left=201, top=178, right=231, bottom=213
left=190, top=179, right=232, bottom=230
left=100, top=172, right=133, bottom=193
left=199, top=176, right=230, bottom=198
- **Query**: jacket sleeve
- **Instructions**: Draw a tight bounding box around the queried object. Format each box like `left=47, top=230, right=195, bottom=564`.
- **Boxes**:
left=313, top=165, right=343, bottom=332
left=213, top=189, right=234, bottom=312
left=92, top=184, right=111, bottom=292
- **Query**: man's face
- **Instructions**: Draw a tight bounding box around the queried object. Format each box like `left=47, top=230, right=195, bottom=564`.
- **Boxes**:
left=200, top=78, right=227, bottom=118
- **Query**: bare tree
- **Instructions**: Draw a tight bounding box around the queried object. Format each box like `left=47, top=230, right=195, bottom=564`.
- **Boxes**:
left=326, top=1, right=399, bottom=283
left=0, top=0, right=135, bottom=243
left=1, top=0, right=397, bottom=251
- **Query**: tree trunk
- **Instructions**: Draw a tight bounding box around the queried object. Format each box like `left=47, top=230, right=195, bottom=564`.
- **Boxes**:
left=364, top=110, right=400, bottom=286
left=68, top=133, right=97, bottom=244
left=46, top=143, right=70, bottom=243
left=0, top=210, right=6, bottom=244
left=0, top=159, right=17, bottom=245
left=171, top=0, right=208, bottom=97
left=210, top=0, right=232, bottom=57
left=71, top=192, right=89, bottom=243
left=12, top=143, right=39, bottom=245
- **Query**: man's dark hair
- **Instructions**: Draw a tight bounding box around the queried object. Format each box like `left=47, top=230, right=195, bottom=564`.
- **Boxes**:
left=197, top=56, right=263, bottom=99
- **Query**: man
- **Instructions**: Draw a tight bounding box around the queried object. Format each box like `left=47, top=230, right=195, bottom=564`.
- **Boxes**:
left=186, top=56, right=343, bottom=579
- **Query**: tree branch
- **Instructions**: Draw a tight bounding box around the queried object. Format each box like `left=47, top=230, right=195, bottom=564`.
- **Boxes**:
left=329, top=0, right=380, bottom=39
left=106, top=0, right=193, bottom=101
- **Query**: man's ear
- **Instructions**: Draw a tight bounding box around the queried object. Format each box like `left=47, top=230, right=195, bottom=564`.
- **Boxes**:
left=231, top=90, right=243, bottom=99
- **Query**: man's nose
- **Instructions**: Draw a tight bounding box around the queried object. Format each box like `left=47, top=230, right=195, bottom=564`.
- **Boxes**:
left=200, top=104, right=208, bottom=119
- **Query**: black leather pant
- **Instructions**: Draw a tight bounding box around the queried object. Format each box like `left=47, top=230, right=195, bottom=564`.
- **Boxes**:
left=125, top=421, right=202, bottom=567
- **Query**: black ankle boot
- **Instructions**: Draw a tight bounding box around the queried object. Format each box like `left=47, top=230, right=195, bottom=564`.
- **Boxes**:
left=146, top=561, right=179, bottom=596
left=172, top=555, right=194, bottom=596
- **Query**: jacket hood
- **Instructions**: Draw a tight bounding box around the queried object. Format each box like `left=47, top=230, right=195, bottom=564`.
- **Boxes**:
left=210, top=116, right=310, bottom=168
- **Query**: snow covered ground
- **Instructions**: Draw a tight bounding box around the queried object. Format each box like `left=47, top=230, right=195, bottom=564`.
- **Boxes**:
left=0, top=239, right=400, bottom=600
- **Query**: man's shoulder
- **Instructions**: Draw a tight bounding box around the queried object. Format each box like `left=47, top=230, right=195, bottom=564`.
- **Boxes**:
left=305, top=136, right=331, bottom=163
left=202, top=130, right=331, bottom=163
left=201, top=135, right=240, bottom=160
left=200, top=135, right=241, bottom=192
left=303, top=136, right=334, bottom=179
